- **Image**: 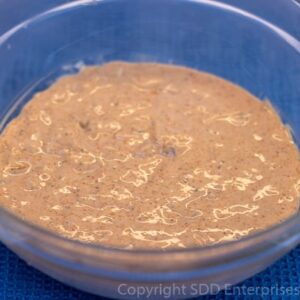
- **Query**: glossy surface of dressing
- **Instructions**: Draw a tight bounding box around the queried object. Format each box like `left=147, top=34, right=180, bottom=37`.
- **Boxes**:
left=0, top=62, right=299, bottom=249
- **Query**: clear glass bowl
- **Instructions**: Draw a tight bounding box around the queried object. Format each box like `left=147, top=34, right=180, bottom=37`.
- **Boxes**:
left=0, top=0, right=299, bottom=298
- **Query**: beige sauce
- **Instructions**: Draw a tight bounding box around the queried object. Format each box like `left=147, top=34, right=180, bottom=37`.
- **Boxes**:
left=0, top=62, right=299, bottom=249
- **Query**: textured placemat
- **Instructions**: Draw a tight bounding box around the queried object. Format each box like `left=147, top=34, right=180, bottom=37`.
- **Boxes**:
left=1, top=242, right=300, bottom=299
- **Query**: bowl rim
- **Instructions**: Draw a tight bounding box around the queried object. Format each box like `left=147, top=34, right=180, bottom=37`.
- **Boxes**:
left=0, top=0, right=299, bottom=259
left=0, top=0, right=300, bottom=51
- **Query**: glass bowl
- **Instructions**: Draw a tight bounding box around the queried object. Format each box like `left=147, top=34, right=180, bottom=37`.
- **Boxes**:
left=0, top=0, right=299, bottom=298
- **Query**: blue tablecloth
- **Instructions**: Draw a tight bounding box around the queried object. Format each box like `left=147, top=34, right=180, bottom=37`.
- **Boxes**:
left=1, top=242, right=300, bottom=299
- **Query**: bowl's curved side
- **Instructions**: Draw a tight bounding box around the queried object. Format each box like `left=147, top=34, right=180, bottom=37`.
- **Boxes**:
left=1, top=205, right=300, bottom=298
left=1, top=243, right=292, bottom=299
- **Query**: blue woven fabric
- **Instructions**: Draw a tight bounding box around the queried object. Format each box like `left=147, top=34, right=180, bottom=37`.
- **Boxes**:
left=0, top=242, right=300, bottom=299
